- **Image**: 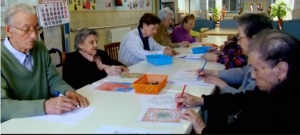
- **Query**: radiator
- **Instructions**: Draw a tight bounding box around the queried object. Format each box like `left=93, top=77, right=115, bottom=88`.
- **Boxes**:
left=108, top=27, right=131, bottom=43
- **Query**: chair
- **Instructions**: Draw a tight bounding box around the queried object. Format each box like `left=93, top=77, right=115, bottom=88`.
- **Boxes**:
left=104, top=42, right=120, bottom=60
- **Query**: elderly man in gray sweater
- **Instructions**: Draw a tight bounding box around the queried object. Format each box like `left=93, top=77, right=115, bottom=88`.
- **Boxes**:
left=198, top=13, right=273, bottom=94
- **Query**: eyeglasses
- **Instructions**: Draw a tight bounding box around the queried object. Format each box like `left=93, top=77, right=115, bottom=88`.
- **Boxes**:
left=9, top=25, right=42, bottom=35
left=237, top=36, right=247, bottom=41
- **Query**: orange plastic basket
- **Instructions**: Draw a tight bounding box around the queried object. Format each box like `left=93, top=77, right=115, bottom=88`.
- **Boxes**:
left=132, top=74, right=168, bottom=95
left=202, top=43, right=218, bottom=48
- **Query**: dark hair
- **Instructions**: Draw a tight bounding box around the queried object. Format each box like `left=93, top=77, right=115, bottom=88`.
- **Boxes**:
left=74, top=28, right=98, bottom=50
left=139, top=13, right=161, bottom=28
left=249, top=30, right=300, bottom=78
left=237, top=13, right=273, bottom=38
left=181, top=14, right=195, bottom=25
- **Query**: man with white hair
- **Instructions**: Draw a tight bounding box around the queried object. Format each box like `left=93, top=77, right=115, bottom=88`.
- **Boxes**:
left=1, top=3, right=89, bottom=122
left=153, top=8, right=189, bottom=48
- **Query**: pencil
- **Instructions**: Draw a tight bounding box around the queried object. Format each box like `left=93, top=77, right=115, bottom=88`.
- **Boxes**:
left=177, top=84, right=187, bottom=108
left=197, top=60, right=207, bottom=79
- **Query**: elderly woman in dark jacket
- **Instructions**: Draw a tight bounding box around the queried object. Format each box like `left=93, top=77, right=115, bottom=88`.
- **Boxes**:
left=63, top=28, right=128, bottom=89
left=176, top=30, right=300, bottom=134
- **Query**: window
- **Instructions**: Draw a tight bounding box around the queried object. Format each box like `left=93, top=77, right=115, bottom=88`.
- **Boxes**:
left=208, top=0, right=216, bottom=10
left=222, top=0, right=237, bottom=12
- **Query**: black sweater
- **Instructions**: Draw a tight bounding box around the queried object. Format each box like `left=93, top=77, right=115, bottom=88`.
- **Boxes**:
left=201, top=78, right=300, bottom=134
left=63, top=50, right=125, bottom=89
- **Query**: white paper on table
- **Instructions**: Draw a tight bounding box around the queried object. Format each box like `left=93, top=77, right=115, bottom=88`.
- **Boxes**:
left=190, top=42, right=202, bottom=47
left=137, top=93, right=177, bottom=108
left=173, top=54, right=190, bottom=59
left=136, top=107, right=184, bottom=126
left=185, top=54, right=204, bottom=60
left=95, top=125, right=172, bottom=134
left=168, top=69, right=212, bottom=86
left=30, top=107, right=94, bottom=125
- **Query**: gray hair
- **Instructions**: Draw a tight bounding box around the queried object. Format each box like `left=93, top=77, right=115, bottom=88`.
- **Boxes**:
left=158, top=7, right=174, bottom=21
left=4, top=3, right=36, bottom=25
left=249, top=29, right=300, bottom=71
left=74, top=28, right=98, bottom=50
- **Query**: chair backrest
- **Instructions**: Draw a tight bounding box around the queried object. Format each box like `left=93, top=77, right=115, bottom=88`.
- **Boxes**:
left=282, top=20, right=300, bottom=40
left=193, top=19, right=215, bottom=32
left=219, top=19, right=238, bottom=28
left=104, top=42, right=120, bottom=60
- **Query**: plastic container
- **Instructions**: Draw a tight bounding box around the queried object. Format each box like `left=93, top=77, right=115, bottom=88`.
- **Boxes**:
left=132, top=74, right=168, bottom=95
left=202, top=43, right=218, bottom=48
left=146, top=54, right=173, bottom=66
left=191, top=46, right=217, bottom=54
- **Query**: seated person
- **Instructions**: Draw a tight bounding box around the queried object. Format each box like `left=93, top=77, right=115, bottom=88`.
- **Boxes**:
left=171, top=14, right=202, bottom=43
left=63, top=28, right=128, bottom=90
left=153, top=8, right=189, bottom=48
left=118, top=13, right=179, bottom=66
left=1, top=3, right=89, bottom=122
left=176, top=30, right=300, bottom=134
left=198, top=13, right=273, bottom=94
left=203, top=35, right=248, bottom=69
left=179, top=13, right=201, bottom=37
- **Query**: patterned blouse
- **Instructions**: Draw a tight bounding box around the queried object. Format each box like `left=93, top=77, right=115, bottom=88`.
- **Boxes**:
left=216, top=41, right=248, bottom=69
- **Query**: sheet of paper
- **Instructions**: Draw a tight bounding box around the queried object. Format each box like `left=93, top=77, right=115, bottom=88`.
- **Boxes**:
left=137, top=108, right=184, bottom=126
left=168, top=69, right=212, bottom=86
left=185, top=54, right=204, bottom=59
left=137, top=93, right=177, bottom=108
left=95, top=125, right=172, bottom=134
left=31, top=107, right=94, bottom=125
left=120, top=72, right=144, bottom=78
left=173, top=54, right=190, bottom=59
left=92, top=81, right=134, bottom=92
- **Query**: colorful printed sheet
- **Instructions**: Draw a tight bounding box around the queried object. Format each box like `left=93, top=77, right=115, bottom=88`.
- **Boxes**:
left=94, top=82, right=134, bottom=92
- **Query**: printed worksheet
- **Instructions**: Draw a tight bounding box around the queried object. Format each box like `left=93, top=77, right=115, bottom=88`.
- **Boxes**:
left=95, top=125, right=172, bottom=134
left=136, top=108, right=184, bottom=126
left=137, top=93, right=177, bottom=108
left=31, top=107, right=94, bottom=125
left=168, top=70, right=212, bottom=86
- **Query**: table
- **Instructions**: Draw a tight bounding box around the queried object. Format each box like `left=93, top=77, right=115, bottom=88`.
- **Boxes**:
left=1, top=45, right=225, bottom=134
left=204, top=28, right=238, bottom=36
left=174, top=35, right=228, bottom=54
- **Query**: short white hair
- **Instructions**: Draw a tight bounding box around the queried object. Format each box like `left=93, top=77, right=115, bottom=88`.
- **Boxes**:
left=4, top=3, right=36, bottom=25
left=158, top=7, right=174, bottom=21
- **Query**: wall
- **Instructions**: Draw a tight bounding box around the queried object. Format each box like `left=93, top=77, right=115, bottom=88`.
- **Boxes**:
left=68, top=0, right=152, bottom=52
left=190, top=0, right=201, bottom=17
left=293, top=0, right=300, bottom=19
left=178, top=0, right=186, bottom=13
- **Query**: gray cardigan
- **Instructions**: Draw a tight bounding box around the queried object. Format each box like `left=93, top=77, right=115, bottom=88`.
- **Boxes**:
left=218, top=65, right=256, bottom=94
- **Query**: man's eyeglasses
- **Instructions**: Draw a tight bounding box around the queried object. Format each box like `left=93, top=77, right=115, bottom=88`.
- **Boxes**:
left=9, top=25, right=43, bottom=35
left=237, top=36, right=247, bottom=41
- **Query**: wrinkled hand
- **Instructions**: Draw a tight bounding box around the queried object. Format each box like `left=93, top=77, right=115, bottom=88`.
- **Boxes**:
left=105, top=66, right=128, bottom=76
left=201, top=53, right=218, bottom=62
left=65, top=90, right=90, bottom=108
left=204, top=76, right=228, bottom=89
left=179, top=41, right=190, bottom=47
left=44, top=96, right=79, bottom=114
left=163, top=47, right=173, bottom=56
left=175, top=93, right=203, bottom=108
left=182, top=109, right=206, bottom=134
left=196, top=37, right=202, bottom=42
left=196, top=69, right=218, bottom=78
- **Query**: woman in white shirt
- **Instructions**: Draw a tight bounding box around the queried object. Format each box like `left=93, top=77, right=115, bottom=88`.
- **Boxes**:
left=118, top=13, right=179, bottom=66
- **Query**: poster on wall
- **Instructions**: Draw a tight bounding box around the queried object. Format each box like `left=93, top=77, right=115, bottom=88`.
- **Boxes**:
left=105, top=0, right=112, bottom=9
left=138, top=0, right=145, bottom=9
left=68, top=0, right=83, bottom=11
left=91, top=0, right=96, bottom=10
left=38, top=0, right=70, bottom=28
left=146, top=0, right=150, bottom=7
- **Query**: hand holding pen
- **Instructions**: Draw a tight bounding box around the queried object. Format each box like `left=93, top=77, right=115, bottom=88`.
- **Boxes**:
left=44, top=92, right=80, bottom=114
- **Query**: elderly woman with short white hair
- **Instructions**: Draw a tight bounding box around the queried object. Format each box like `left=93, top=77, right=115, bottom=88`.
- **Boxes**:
left=153, top=8, right=189, bottom=48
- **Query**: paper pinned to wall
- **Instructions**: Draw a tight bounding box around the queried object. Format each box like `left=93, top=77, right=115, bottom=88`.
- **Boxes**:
left=95, top=125, right=172, bottom=134
left=31, top=107, right=94, bottom=125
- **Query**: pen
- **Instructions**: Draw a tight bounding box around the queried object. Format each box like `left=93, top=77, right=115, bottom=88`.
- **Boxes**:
left=197, top=60, right=207, bottom=79
left=56, top=91, right=80, bottom=108
left=177, top=85, right=187, bottom=108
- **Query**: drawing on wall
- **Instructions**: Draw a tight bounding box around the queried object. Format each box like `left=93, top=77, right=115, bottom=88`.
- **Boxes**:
left=138, top=0, right=145, bottom=9
left=94, top=82, right=134, bottom=92
left=133, top=0, right=138, bottom=9
left=146, top=0, right=150, bottom=7
left=91, top=0, right=96, bottom=10
left=82, top=0, right=90, bottom=9
left=105, top=0, right=111, bottom=9
left=138, top=108, right=183, bottom=123
left=148, top=96, right=175, bottom=105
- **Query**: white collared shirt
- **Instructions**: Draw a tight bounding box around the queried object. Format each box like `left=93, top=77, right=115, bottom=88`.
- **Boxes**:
left=118, top=28, right=166, bottom=66
left=3, top=37, right=34, bottom=66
